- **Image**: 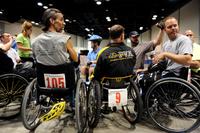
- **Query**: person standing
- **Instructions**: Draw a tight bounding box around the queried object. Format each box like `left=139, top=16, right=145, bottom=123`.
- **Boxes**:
left=16, top=21, right=33, bottom=63
left=129, top=24, right=164, bottom=72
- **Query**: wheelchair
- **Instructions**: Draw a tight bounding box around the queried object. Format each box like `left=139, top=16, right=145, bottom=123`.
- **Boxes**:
left=87, top=75, right=143, bottom=128
left=21, top=62, right=87, bottom=133
left=0, top=73, right=29, bottom=119
left=137, top=62, right=200, bottom=133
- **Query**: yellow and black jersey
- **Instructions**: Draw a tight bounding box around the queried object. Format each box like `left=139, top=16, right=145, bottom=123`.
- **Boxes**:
left=93, top=42, right=136, bottom=81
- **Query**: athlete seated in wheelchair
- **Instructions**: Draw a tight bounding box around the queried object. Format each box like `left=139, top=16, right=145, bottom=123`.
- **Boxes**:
left=87, top=25, right=143, bottom=128
left=135, top=17, right=200, bottom=133
left=21, top=8, right=87, bottom=132
left=0, top=33, right=33, bottom=118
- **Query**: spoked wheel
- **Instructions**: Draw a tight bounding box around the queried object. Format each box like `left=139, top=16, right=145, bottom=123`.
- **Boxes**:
left=122, top=79, right=143, bottom=124
left=21, top=79, right=41, bottom=130
left=75, top=79, right=88, bottom=133
left=145, top=77, right=200, bottom=133
left=87, top=80, right=101, bottom=128
left=0, top=74, right=28, bottom=119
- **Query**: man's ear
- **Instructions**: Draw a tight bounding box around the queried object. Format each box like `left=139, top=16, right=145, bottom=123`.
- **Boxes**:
left=49, top=18, right=54, bottom=24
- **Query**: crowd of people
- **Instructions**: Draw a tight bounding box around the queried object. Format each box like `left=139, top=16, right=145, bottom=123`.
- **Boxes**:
left=0, top=8, right=200, bottom=92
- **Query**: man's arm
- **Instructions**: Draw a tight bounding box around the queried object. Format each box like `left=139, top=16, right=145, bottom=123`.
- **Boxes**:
left=66, top=39, right=78, bottom=62
left=152, top=28, right=164, bottom=46
left=190, top=60, right=200, bottom=69
left=154, top=52, right=192, bottom=66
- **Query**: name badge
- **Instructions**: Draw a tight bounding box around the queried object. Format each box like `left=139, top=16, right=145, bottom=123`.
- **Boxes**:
left=44, top=74, right=66, bottom=88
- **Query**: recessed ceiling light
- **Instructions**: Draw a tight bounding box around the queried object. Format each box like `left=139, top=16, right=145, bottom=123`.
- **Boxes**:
left=139, top=26, right=143, bottom=30
left=85, top=28, right=90, bottom=32
left=37, top=2, right=43, bottom=6
left=35, top=23, right=39, bottom=26
left=31, top=21, right=35, bottom=24
left=65, top=19, right=69, bottom=22
left=48, top=3, right=53, bottom=7
left=0, top=11, right=3, bottom=14
left=152, top=17, right=156, bottom=20
left=96, top=1, right=102, bottom=5
left=43, top=6, right=48, bottom=9
left=153, top=15, right=157, bottom=18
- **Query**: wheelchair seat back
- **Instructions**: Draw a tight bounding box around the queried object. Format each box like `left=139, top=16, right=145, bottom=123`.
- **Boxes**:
left=36, top=63, right=76, bottom=96
left=101, top=76, right=131, bottom=89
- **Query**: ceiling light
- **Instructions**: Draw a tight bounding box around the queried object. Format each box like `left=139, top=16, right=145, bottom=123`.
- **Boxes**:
left=48, top=3, right=53, bottom=7
left=35, top=23, right=39, bottom=26
left=105, top=0, right=110, bottom=1
left=85, top=28, right=90, bottom=32
left=43, top=6, right=48, bottom=9
left=161, top=8, right=165, bottom=11
left=88, top=34, right=92, bottom=37
left=108, top=27, right=111, bottom=30
left=65, top=19, right=69, bottom=22
left=0, top=11, right=3, bottom=14
left=96, top=1, right=102, bottom=5
left=153, top=15, right=157, bottom=18
left=114, top=17, right=118, bottom=20
left=139, top=26, right=143, bottom=30
left=31, top=21, right=35, bottom=24
left=73, top=19, right=77, bottom=22
left=91, top=28, right=94, bottom=31
left=37, top=2, right=43, bottom=6
left=105, top=9, right=109, bottom=12
left=152, top=17, right=156, bottom=20
left=106, top=17, right=111, bottom=22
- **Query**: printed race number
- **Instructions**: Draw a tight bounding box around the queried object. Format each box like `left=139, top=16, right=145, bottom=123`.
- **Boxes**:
left=44, top=74, right=66, bottom=88
left=108, top=89, right=127, bottom=108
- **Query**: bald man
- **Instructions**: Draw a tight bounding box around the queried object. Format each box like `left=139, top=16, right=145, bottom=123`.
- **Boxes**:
left=184, top=30, right=200, bottom=74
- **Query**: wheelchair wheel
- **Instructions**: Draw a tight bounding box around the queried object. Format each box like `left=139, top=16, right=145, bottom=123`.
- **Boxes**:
left=21, top=79, right=41, bottom=130
left=87, top=80, right=101, bottom=128
left=122, top=79, right=143, bottom=124
left=75, top=79, right=87, bottom=133
left=145, top=77, right=200, bottom=133
left=0, top=74, right=28, bottom=119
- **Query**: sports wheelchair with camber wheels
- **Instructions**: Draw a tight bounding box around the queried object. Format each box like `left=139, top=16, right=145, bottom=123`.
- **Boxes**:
left=137, top=62, right=200, bottom=133
left=87, top=75, right=143, bottom=128
left=0, top=73, right=29, bottom=119
left=21, top=62, right=87, bottom=133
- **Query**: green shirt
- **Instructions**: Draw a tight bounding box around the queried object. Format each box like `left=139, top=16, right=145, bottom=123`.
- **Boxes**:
left=16, top=33, right=31, bottom=57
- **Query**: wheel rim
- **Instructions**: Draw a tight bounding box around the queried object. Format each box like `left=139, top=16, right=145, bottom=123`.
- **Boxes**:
left=146, top=79, right=200, bottom=132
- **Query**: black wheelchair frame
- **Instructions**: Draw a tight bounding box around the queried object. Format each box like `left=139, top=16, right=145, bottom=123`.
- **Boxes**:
left=136, top=63, right=200, bottom=133
left=20, top=63, right=88, bottom=133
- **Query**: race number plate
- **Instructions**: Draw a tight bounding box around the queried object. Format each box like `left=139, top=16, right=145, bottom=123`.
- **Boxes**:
left=44, top=74, right=66, bottom=88
left=108, top=89, right=127, bottom=108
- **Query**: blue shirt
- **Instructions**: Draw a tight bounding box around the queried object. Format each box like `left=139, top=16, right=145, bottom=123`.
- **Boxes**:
left=87, top=47, right=101, bottom=67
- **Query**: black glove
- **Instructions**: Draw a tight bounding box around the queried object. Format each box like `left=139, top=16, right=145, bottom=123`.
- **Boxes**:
left=156, top=21, right=165, bottom=30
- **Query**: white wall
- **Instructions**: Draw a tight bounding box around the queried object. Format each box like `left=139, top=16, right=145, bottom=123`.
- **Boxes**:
left=140, top=0, right=200, bottom=44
